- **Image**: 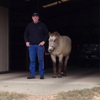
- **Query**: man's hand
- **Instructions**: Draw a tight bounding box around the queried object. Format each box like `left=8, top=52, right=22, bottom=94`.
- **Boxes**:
left=39, top=41, right=45, bottom=46
left=26, top=42, right=30, bottom=47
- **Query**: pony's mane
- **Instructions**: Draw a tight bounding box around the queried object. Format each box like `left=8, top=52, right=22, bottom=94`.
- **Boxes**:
left=50, top=31, right=60, bottom=38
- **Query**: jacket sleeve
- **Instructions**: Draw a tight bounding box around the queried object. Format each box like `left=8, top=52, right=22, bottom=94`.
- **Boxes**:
left=43, top=24, right=49, bottom=42
left=24, top=25, right=29, bottom=42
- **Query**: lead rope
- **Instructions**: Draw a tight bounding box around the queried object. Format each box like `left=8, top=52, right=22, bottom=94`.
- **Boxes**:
left=43, top=46, right=50, bottom=55
left=38, top=46, right=50, bottom=61
left=38, top=45, right=44, bottom=69
left=38, top=46, right=50, bottom=57
left=38, top=46, right=50, bottom=70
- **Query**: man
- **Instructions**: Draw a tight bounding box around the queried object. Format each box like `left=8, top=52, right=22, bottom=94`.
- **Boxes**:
left=24, top=13, right=49, bottom=79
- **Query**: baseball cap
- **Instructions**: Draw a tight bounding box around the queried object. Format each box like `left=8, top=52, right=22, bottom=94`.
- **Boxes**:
left=32, top=13, right=39, bottom=16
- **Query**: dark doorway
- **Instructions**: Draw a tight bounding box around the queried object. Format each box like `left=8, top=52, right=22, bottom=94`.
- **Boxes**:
left=9, top=0, right=99, bottom=71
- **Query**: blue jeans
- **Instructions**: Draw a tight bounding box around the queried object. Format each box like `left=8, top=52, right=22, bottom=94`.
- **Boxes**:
left=28, top=45, right=44, bottom=77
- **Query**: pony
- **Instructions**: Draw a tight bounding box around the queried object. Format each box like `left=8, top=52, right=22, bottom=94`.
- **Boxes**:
left=48, top=32, right=71, bottom=78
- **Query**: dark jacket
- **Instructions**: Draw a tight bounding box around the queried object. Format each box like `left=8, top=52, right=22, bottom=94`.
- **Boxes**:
left=24, top=21, right=49, bottom=45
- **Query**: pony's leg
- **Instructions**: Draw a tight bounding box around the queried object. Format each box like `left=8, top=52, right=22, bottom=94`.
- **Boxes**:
left=51, top=55, right=56, bottom=78
left=61, top=57, right=64, bottom=75
left=63, top=56, right=69, bottom=76
left=58, top=55, right=63, bottom=78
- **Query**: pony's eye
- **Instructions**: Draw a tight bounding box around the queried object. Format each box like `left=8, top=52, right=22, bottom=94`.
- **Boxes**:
left=54, top=39, right=56, bottom=42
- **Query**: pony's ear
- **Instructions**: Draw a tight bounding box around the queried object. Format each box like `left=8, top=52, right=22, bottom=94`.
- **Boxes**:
left=54, top=31, right=60, bottom=37
left=49, top=32, right=51, bottom=36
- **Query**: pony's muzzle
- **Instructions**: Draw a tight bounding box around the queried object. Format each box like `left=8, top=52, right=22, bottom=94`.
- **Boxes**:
left=48, top=47, right=54, bottom=53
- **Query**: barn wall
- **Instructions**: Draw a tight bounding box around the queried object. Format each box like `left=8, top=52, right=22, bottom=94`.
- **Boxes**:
left=0, top=6, right=9, bottom=72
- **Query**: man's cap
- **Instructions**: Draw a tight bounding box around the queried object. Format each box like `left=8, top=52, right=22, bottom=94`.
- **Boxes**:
left=32, top=13, right=39, bottom=16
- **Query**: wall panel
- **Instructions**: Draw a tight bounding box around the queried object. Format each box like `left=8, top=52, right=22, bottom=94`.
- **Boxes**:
left=0, top=6, right=9, bottom=72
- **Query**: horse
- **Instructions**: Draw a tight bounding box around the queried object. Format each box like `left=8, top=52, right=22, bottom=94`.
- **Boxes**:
left=48, top=32, right=71, bottom=78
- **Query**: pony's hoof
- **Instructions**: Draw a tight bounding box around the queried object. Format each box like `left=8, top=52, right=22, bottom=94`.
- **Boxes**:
left=61, top=72, right=64, bottom=76
left=52, top=75, right=56, bottom=78
left=58, top=75, right=62, bottom=78
left=61, top=73, right=64, bottom=76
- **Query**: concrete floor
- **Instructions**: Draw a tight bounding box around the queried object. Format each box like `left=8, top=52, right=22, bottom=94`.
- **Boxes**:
left=0, top=67, right=100, bottom=95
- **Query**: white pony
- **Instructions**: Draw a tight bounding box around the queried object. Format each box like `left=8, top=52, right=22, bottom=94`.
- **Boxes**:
left=48, top=32, right=71, bottom=78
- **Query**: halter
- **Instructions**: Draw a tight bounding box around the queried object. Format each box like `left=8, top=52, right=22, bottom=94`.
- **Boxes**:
left=48, top=45, right=55, bottom=53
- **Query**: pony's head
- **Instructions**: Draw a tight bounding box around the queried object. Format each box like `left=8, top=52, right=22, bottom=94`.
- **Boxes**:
left=48, top=32, right=60, bottom=53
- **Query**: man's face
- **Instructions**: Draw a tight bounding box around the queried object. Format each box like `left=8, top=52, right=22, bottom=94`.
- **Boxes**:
left=32, top=16, right=39, bottom=23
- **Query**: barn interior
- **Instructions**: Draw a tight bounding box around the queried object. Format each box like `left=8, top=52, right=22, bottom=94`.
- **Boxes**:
left=0, top=0, right=99, bottom=72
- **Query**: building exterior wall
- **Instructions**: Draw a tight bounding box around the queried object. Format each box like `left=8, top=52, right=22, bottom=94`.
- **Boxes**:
left=0, top=6, right=9, bottom=72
